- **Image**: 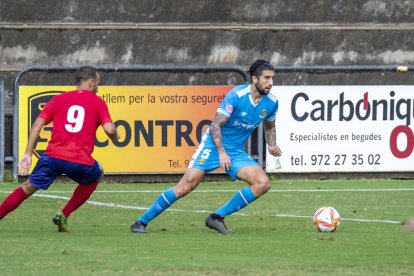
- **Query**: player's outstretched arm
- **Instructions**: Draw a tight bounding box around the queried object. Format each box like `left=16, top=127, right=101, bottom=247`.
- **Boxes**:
left=103, top=122, right=120, bottom=143
left=18, top=117, right=46, bottom=175
left=209, top=112, right=231, bottom=170
left=263, top=119, right=282, bottom=157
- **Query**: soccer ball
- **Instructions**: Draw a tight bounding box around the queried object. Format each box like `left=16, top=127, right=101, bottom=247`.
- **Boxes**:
left=313, top=206, right=341, bottom=232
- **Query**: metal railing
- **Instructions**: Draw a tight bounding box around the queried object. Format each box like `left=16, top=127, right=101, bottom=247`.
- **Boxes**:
left=12, top=65, right=249, bottom=181
left=0, top=76, right=5, bottom=181
left=273, top=65, right=414, bottom=73
left=10, top=64, right=414, bottom=182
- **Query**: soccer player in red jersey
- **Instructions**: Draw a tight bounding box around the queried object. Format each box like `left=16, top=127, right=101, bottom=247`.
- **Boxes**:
left=0, top=66, right=119, bottom=232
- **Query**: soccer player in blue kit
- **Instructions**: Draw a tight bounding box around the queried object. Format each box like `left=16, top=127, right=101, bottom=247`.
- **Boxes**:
left=130, top=60, right=282, bottom=234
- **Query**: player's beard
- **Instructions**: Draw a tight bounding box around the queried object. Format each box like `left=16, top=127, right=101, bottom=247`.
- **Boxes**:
left=91, top=85, right=99, bottom=93
left=255, top=83, right=271, bottom=96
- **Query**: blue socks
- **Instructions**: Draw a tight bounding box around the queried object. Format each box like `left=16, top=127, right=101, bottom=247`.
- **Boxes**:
left=137, top=187, right=257, bottom=224
left=215, top=187, right=257, bottom=217
left=138, top=188, right=178, bottom=224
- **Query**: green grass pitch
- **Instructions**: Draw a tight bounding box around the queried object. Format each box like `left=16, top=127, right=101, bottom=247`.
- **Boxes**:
left=1, top=179, right=414, bottom=275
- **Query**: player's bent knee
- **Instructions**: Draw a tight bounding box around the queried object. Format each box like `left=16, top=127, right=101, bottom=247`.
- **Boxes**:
left=174, top=169, right=203, bottom=197
left=263, top=181, right=271, bottom=193
left=174, top=183, right=195, bottom=197
left=175, top=178, right=198, bottom=197
left=21, top=181, right=38, bottom=196
left=258, top=180, right=271, bottom=193
left=254, top=179, right=271, bottom=195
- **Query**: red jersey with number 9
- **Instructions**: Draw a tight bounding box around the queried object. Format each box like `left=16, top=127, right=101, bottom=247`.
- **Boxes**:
left=38, top=90, right=113, bottom=165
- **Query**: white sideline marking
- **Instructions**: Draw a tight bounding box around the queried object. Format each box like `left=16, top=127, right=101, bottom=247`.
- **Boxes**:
left=272, top=214, right=401, bottom=224
left=2, top=187, right=414, bottom=194
left=30, top=194, right=399, bottom=224
left=31, top=194, right=220, bottom=214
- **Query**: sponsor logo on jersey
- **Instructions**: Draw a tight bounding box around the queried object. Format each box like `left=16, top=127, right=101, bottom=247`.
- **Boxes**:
left=28, top=91, right=64, bottom=158
left=241, top=112, right=247, bottom=117
left=225, top=104, right=233, bottom=114
left=234, top=121, right=258, bottom=130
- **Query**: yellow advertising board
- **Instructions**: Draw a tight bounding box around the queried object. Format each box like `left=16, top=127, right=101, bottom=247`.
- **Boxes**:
left=19, top=86, right=233, bottom=174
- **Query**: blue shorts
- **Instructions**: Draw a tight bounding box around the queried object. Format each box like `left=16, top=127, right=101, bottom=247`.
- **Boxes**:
left=29, top=154, right=103, bottom=190
left=188, top=146, right=259, bottom=180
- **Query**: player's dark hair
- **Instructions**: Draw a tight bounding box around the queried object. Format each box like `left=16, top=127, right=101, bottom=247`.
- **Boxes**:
left=248, top=60, right=274, bottom=81
left=75, top=66, right=98, bottom=85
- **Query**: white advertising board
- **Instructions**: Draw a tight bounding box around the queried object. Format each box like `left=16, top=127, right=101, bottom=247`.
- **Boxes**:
left=266, top=86, right=414, bottom=172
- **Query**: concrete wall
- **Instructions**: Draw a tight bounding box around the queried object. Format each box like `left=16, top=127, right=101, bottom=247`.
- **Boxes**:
left=1, top=0, right=414, bottom=23
left=1, top=0, right=414, bottom=159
